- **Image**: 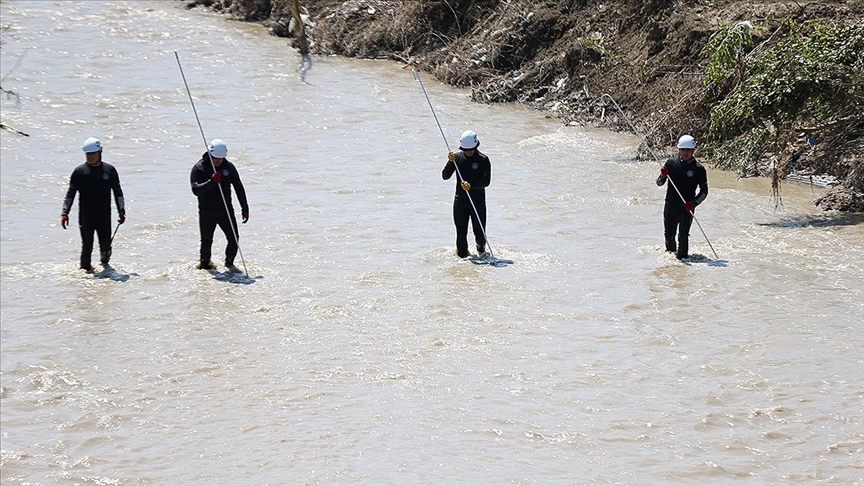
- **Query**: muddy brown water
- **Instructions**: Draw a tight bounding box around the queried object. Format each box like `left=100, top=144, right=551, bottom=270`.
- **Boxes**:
left=1, top=2, right=862, bottom=484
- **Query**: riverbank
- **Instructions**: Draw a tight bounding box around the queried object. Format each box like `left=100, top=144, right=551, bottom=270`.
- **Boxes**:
left=186, top=0, right=864, bottom=211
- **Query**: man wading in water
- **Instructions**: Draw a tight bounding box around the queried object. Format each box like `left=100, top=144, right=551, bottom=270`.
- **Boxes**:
left=443, top=130, right=491, bottom=258
left=61, top=137, right=126, bottom=272
left=190, top=139, right=249, bottom=272
left=656, top=134, right=708, bottom=260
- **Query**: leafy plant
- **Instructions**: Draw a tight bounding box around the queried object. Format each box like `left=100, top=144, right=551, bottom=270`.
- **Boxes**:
left=706, top=19, right=864, bottom=142
left=701, top=21, right=755, bottom=86
left=714, top=122, right=774, bottom=177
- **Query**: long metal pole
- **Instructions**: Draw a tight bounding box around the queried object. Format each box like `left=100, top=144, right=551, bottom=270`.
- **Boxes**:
left=175, top=51, right=249, bottom=276
left=601, top=93, right=718, bottom=259
left=413, top=69, right=497, bottom=259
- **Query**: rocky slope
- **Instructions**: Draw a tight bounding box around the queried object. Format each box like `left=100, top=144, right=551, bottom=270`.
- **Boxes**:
left=187, top=0, right=864, bottom=211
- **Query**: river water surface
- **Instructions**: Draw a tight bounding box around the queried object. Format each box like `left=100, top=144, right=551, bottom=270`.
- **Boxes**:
left=1, top=1, right=862, bottom=484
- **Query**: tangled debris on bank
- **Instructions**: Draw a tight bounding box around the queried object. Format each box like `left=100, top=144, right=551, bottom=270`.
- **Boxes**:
left=186, top=0, right=864, bottom=211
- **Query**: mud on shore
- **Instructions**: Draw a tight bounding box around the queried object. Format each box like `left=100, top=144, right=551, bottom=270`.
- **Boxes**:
left=187, top=0, right=864, bottom=211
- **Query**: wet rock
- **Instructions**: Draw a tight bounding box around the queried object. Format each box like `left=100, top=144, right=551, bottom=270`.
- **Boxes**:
left=814, top=187, right=864, bottom=212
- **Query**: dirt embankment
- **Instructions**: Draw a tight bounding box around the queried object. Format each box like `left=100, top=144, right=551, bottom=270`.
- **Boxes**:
left=187, top=0, right=864, bottom=211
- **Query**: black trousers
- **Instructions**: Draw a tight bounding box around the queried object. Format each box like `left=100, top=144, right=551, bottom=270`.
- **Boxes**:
left=199, top=209, right=239, bottom=266
left=663, top=203, right=694, bottom=259
left=79, top=215, right=112, bottom=268
left=453, top=196, right=486, bottom=258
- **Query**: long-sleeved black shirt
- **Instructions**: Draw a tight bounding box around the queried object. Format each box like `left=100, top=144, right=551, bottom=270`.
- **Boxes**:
left=442, top=150, right=491, bottom=202
left=190, top=155, right=249, bottom=213
left=62, top=161, right=125, bottom=219
left=656, top=156, right=708, bottom=207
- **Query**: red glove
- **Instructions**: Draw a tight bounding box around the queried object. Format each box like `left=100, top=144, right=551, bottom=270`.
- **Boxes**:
left=684, top=201, right=695, bottom=212
left=118, top=212, right=126, bottom=224
left=61, top=214, right=69, bottom=229
left=242, top=211, right=249, bottom=224
left=660, top=167, right=669, bottom=177
left=211, top=172, right=222, bottom=183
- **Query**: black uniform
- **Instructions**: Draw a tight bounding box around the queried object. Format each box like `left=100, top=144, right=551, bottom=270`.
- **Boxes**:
left=656, top=156, right=708, bottom=259
left=62, top=161, right=125, bottom=269
left=190, top=154, right=248, bottom=267
left=442, top=150, right=491, bottom=258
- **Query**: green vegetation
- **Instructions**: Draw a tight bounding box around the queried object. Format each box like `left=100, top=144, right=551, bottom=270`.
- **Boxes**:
left=701, top=21, right=756, bottom=87
left=703, top=19, right=864, bottom=178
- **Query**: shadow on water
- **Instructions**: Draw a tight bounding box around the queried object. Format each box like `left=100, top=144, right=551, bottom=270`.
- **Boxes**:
left=758, top=213, right=864, bottom=229
left=207, top=269, right=262, bottom=285
left=93, top=266, right=136, bottom=282
left=678, top=254, right=729, bottom=268
left=467, top=254, right=515, bottom=267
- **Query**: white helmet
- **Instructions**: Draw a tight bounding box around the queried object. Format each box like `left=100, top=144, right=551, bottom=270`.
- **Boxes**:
left=459, top=130, right=479, bottom=150
left=82, top=137, right=102, bottom=153
left=677, top=135, right=696, bottom=149
left=208, top=139, right=228, bottom=158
